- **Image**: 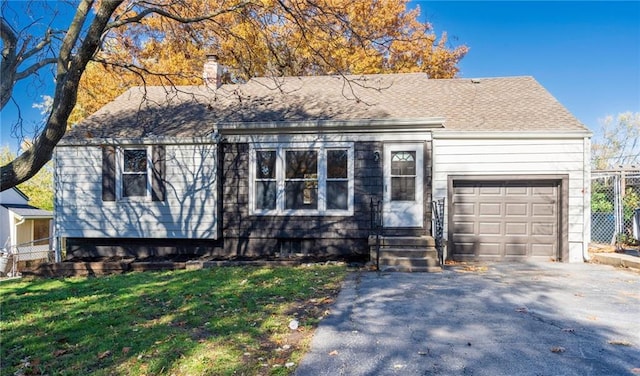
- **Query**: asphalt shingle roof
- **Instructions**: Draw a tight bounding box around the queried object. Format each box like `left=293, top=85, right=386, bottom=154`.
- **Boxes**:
left=65, top=73, right=588, bottom=139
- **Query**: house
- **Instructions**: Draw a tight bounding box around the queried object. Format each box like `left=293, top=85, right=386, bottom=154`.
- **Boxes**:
left=54, top=61, right=592, bottom=267
left=0, top=187, right=54, bottom=268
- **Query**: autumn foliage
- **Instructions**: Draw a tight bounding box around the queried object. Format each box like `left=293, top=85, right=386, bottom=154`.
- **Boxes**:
left=71, top=0, right=467, bottom=125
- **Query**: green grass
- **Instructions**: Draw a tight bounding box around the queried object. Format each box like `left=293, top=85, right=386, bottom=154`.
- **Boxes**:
left=0, top=265, right=346, bottom=376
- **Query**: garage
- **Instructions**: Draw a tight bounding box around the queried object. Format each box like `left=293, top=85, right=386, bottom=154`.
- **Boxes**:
left=449, top=179, right=562, bottom=261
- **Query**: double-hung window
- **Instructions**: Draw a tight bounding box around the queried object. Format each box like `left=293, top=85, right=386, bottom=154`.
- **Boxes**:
left=119, top=146, right=152, bottom=199
left=251, top=143, right=353, bottom=215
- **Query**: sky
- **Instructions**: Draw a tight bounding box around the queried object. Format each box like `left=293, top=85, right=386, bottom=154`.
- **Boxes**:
left=1, top=1, right=639, bottom=153
left=414, top=1, right=640, bottom=137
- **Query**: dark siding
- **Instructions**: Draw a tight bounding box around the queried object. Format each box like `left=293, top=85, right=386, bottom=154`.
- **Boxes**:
left=101, top=146, right=116, bottom=201
left=221, top=141, right=385, bottom=259
left=151, top=145, right=166, bottom=201
left=66, top=237, right=224, bottom=259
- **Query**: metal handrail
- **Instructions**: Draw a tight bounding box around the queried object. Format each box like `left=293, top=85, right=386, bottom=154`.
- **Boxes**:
left=432, top=199, right=445, bottom=265
left=370, top=198, right=382, bottom=270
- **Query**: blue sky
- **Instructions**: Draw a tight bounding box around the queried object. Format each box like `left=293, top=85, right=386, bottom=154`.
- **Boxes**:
left=415, top=1, right=640, bottom=137
left=1, top=1, right=639, bottom=152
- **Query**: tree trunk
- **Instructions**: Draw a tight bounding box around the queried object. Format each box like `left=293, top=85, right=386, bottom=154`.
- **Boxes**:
left=1, top=0, right=124, bottom=191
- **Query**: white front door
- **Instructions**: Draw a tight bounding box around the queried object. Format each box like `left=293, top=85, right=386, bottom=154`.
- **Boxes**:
left=383, top=143, right=424, bottom=227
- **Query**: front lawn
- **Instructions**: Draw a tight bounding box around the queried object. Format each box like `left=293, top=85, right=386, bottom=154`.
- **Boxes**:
left=0, top=265, right=346, bottom=375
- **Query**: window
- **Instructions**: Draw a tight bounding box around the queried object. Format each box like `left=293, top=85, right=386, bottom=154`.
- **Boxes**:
left=285, top=150, right=318, bottom=209
left=326, top=150, right=349, bottom=210
left=255, top=150, right=277, bottom=210
left=250, top=143, right=353, bottom=215
left=102, top=145, right=165, bottom=202
left=390, top=151, right=416, bottom=201
left=119, top=147, right=151, bottom=199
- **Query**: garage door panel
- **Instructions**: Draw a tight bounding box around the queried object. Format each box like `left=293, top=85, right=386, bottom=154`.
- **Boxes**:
left=451, top=179, right=559, bottom=261
left=505, top=222, right=527, bottom=235
left=532, top=203, right=555, bottom=216
left=478, top=222, right=501, bottom=235
left=479, top=203, right=501, bottom=216
left=454, top=202, right=476, bottom=215
left=532, top=223, right=555, bottom=236
left=505, top=243, right=527, bottom=256
left=505, top=203, right=527, bottom=216
left=454, top=186, right=476, bottom=195
left=532, top=244, right=554, bottom=256
left=452, top=242, right=476, bottom=255
left=533, top=186, right=556, bottom=196
left=455, top=222, right=475, bottom=235
left=480, top=186, right=501, bottom=195
left=506, top=186, right=527, bottom=195
left=478, top=242, right=501, bottom=255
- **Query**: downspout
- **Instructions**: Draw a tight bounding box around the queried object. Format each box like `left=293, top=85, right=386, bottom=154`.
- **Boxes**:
left=53, top=148, right=61, bottom=263
left=8, top=214, right=25, bottom=258
left=583, top=136, right=591, bottom=261
left=15, top=216, right=26, bottom=227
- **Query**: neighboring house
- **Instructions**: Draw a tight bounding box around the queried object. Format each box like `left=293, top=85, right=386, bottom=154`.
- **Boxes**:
left=55, top=60, right=592, bottom=265
left=0, top=187, right=53, bottom=261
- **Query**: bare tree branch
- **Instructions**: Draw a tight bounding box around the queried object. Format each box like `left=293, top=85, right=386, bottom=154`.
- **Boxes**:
left=106, top=0, right=253, bottom=29
left=14, top=58, right=58, bottom=81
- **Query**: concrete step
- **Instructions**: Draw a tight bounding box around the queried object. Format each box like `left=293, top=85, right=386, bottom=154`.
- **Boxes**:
left=369, top=235, right=442, bottom=272
left=377, top=248, right=438, bottom=259
left=379, top=264, right=442, bottom=273
left=379, top=256, right=440, bottom=268
left=370, top=236, right=436, bottom=248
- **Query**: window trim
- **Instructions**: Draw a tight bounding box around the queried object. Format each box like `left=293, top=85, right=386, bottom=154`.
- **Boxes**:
left=249, top=142, right=354, bottom=216
left=116, top=145, right=153, bottom=201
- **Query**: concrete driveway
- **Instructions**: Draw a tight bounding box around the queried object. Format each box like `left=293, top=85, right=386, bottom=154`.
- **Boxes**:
left=295, top=262, right=640, bottom=375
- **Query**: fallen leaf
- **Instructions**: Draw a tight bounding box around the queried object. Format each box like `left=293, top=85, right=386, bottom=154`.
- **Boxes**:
left=53, top=349, right=68, bottom=357
left=328, top=350, right=339, bottom=356
left=608, top=340, right=632, bottom=346
left=550, top=347, right=565, bottom=353
left=98, top=350, right=112, bottom=359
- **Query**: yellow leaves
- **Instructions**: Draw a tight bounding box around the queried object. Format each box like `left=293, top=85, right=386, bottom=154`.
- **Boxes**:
left=73, top=0, right=467, bottom=122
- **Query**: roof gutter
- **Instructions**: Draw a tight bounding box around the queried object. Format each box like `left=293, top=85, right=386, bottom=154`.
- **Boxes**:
left=217, top=117, right=446, bottom=135
left=433, top=130, right=593, bottom=139
left=57, top=136, right=215, bottom=147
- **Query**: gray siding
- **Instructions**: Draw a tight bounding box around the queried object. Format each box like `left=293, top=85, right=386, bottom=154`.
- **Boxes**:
left=55, top=143, right=218, bottom=241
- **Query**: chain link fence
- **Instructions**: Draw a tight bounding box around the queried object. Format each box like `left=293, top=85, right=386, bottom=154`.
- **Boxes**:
left=591, top=169, right=640, bottom=246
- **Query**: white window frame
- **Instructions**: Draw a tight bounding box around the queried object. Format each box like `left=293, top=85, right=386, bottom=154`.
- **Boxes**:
left=249, top=142, right=354, bottom=216
left=116, top=146, right=152, bottom=200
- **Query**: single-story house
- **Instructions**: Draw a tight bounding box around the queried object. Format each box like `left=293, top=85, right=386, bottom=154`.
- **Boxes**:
left=1, top=187, right=54, bottom=264
left=54, top=59, right=592, bottom=267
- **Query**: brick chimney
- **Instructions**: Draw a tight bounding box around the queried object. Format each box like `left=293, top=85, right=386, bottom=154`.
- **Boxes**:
left=203, top=54, right=222, bottom=88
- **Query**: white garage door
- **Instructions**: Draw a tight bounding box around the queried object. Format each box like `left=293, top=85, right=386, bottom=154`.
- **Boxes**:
left=450, top=180, right=560, bottom=261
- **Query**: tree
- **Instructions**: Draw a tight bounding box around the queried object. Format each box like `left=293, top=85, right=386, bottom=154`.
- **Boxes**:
left=1, top=0, right=467, bottom=191
left=591, top=111, right=640, bottom=170
left=0, top=146, right=53, bottom=210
